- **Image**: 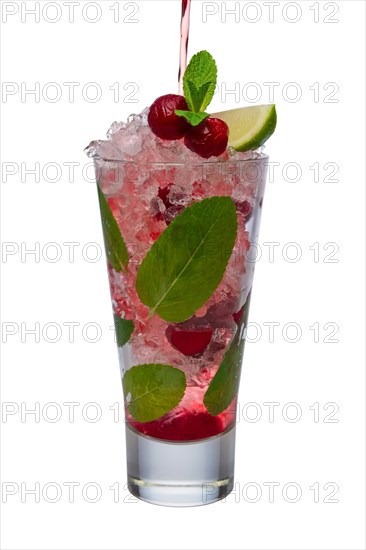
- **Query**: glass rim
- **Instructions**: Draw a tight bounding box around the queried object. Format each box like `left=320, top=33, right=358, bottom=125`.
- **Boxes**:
left=90, top=153, right=269, bottom=166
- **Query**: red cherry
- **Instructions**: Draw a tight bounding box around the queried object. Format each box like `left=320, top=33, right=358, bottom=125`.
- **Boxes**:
left=166, top=326, right=213, bottom=356
left=148, top=94, right=191, bottom=140
left=184, top=117, right=229, bottom=159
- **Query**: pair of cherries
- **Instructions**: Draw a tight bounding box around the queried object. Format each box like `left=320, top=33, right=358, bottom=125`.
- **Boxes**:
left=148, top=94, right=229, bottom=159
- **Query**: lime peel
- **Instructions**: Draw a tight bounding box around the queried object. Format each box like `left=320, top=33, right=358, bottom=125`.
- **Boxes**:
left=212, top=104, right=277, bottom=152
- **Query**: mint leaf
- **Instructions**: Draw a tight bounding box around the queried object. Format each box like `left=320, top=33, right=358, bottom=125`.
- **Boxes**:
left=136, top=197, right=238, bottom=323
left=183, top=50, right=217, bottom=113
left=175, top=110, right=210, bottom=126
left=114, top=315, right=134, bottom=347
left=203, top=328, right=243, bottom=416
left=123, top=364, right=186, bottom=422
left=203, top=293, right=252, bottom=415
left=97, top=184, right=129, bottom=272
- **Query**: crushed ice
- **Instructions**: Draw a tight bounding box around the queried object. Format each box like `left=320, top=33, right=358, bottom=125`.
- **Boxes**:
left=85, top=108, right=264, bottom=164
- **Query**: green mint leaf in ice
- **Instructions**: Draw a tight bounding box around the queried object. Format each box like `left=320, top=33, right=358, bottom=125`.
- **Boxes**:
left=203, top=328, right=243, bottom=416
left=183, top=50, right=217, bottom=113
left=203, top=293, right=251, bottom=415
left=114, top=315, right=134, bottom=347
left=97, top=184, right=129, bottom=272
left=136, top=197, right=238, bottom=323
left=175, top=110, right=210, bottom=126
left=123, top=364, right=186, bottom=423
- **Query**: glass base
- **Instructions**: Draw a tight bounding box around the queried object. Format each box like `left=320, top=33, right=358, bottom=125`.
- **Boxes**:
left=125, top=424, right=236, bottom=507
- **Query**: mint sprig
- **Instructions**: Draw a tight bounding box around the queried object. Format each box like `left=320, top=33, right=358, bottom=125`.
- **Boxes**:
left=175, top=50, right=218, bottom=124
left=175, top=110, right=210, bottom=127
left=183, top=51, right=217, bottom=113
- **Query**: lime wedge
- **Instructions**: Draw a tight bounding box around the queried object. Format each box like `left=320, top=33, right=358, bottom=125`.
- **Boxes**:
left=212, top=104, right=277, bottom=152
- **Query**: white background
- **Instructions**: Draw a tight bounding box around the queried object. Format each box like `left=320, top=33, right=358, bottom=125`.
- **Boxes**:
left=1, top=1, right=365, bottom=549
